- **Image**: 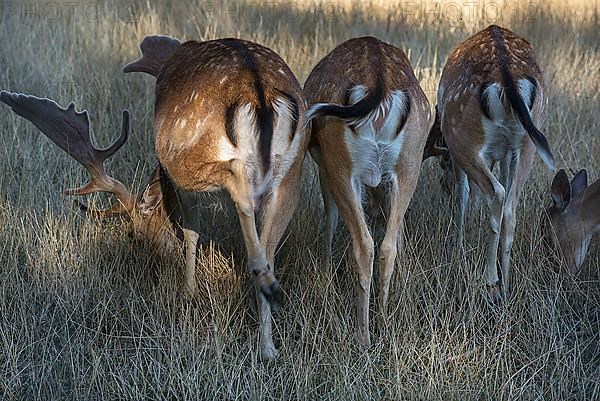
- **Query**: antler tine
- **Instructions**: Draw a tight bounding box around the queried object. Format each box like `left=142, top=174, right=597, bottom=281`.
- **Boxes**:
left=0, top=90, right=136, bottom=213
left=97, top=109, right=130, bottom=162
left=74, top=199, right=128, bottom=217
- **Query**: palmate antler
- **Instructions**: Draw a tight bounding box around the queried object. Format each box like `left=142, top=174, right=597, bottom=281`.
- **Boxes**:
left=123, top=35, right=181, bottom=77
left=0, top=90, right=136, bottom=215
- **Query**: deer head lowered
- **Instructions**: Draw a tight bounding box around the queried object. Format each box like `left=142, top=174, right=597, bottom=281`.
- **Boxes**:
left=3, top=32, right=308, bottom=363
left=423, top=106, right=454, bottom=194
left=543, top=168, right=600, bottom=273
left=0, top=91, right=182, bottom=250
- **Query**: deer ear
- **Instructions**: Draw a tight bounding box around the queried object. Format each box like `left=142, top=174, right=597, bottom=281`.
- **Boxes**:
left=138, top=167, right=164, bottom=215
left=551, top=169, right=571, bottom=211
left=570, top=168, right=588, bottom=197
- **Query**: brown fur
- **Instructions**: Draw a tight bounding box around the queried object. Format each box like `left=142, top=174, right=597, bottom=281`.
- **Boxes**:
left=304, top=37, right=432, bottom=346
left=155, top=38, right=305, bottom=191
left=432, top=25, right=550, bottom=302
left=304, top=37, right=417, bottom=103
left=147, top=37, right=308, bottom=361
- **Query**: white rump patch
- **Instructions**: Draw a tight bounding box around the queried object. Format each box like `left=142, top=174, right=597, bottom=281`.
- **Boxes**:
left=350, top=89, right=409, bottom=139
left=480, top=79, right=536, bottom=161
left=348, top=85, right=368, bottom=104
left=343, top=89, right=410, bottom=188
left=218, top=103, right=257, bottom=162
left=272, top=97, right=296, bottom=127
left=481, top=82, right=504, bottom=121
left=270, top=96, right=303, bottom=189
left=218, top=103, right=271, bottom=205
left=304, top=85, right=408, bottom=131
left=517, top=78, right=535, bottom=111
left=482, top=78, right=535, bottom=122
left=220, top=98, right=303, bottom=206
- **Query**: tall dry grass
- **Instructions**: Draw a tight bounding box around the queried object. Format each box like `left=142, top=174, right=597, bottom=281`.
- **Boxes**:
left=0, top=0, right=598, bottom=399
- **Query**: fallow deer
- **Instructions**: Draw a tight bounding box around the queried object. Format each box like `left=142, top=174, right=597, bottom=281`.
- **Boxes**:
left=125, top=36, right=308, bottom=360
left=428, top=25, right=556, bottom=302
left=543, top=169, right=599, bottom=273
left=0, top=91, right=181, bottom=250
left=304, top=37, right=432, bottom=346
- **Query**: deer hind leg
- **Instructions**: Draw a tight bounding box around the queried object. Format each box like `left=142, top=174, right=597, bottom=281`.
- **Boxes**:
left=254, top=158, right=304, bottom=360
left=320, top=168, right=339, bottom=265
left=466, top=157, right=505, bottom=303
left=260, top=157, right=303, bottom=265
left=498, top=151, right=518, bottom=299
left=225, top=159, right=280, bottom=361
left=378, top=168, right=419, bottom=319
left=182, top=228, right=200, bottom=297
left=328, top=174, right=374, bottom=346
left=311, top=146, right=339, bottom=264
left=499, top=143, right=533, bottom=298
left=453, top=165, right=470, bottom=257
left=176, top=190, right=203, bottom=298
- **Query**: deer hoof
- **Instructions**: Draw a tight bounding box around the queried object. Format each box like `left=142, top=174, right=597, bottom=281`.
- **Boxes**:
left=260, top=343, right=279, bottom=362
left=486, top=282, right=503, bottom=305
left=356, top=330, right=371, bottom=348
left=261, top=281, right=282, bottom=313
left=182, top=283, right=199, bottom=300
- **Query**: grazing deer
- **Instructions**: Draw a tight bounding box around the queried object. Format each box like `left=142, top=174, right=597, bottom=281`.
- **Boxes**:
left=0, top=91, right=181, bottom=249
left=125, top=36, right=308, bottom=361
left=543, top=169, right=599, bottom=273
left=304, top=37, right=432, bottom=346
left=428, top=25, right=556, bottom=302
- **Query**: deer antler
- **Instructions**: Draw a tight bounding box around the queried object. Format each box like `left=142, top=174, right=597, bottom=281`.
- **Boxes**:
left=0, top=90, right=136, bottom=214
left=123, top=35, right=181, bottom=77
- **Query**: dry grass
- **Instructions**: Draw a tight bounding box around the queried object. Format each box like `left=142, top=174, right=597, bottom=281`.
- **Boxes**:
left=0, top=0, right=598, bottom=399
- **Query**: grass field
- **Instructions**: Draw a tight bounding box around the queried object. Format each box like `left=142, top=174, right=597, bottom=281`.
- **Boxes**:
left=0, top=0, right=598, bottom=399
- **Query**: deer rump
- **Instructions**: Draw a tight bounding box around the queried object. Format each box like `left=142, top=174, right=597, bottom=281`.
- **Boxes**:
left=478, top=74, right=554, bottom=170
left=154, top=90, right=301, bottom=211
left=306, top=84, right=411, bottom=188
left=221, top=96, right=301, bottom=205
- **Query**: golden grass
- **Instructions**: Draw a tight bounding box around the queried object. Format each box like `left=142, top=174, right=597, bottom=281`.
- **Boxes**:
left=0, top=0, right=598, bottom=399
